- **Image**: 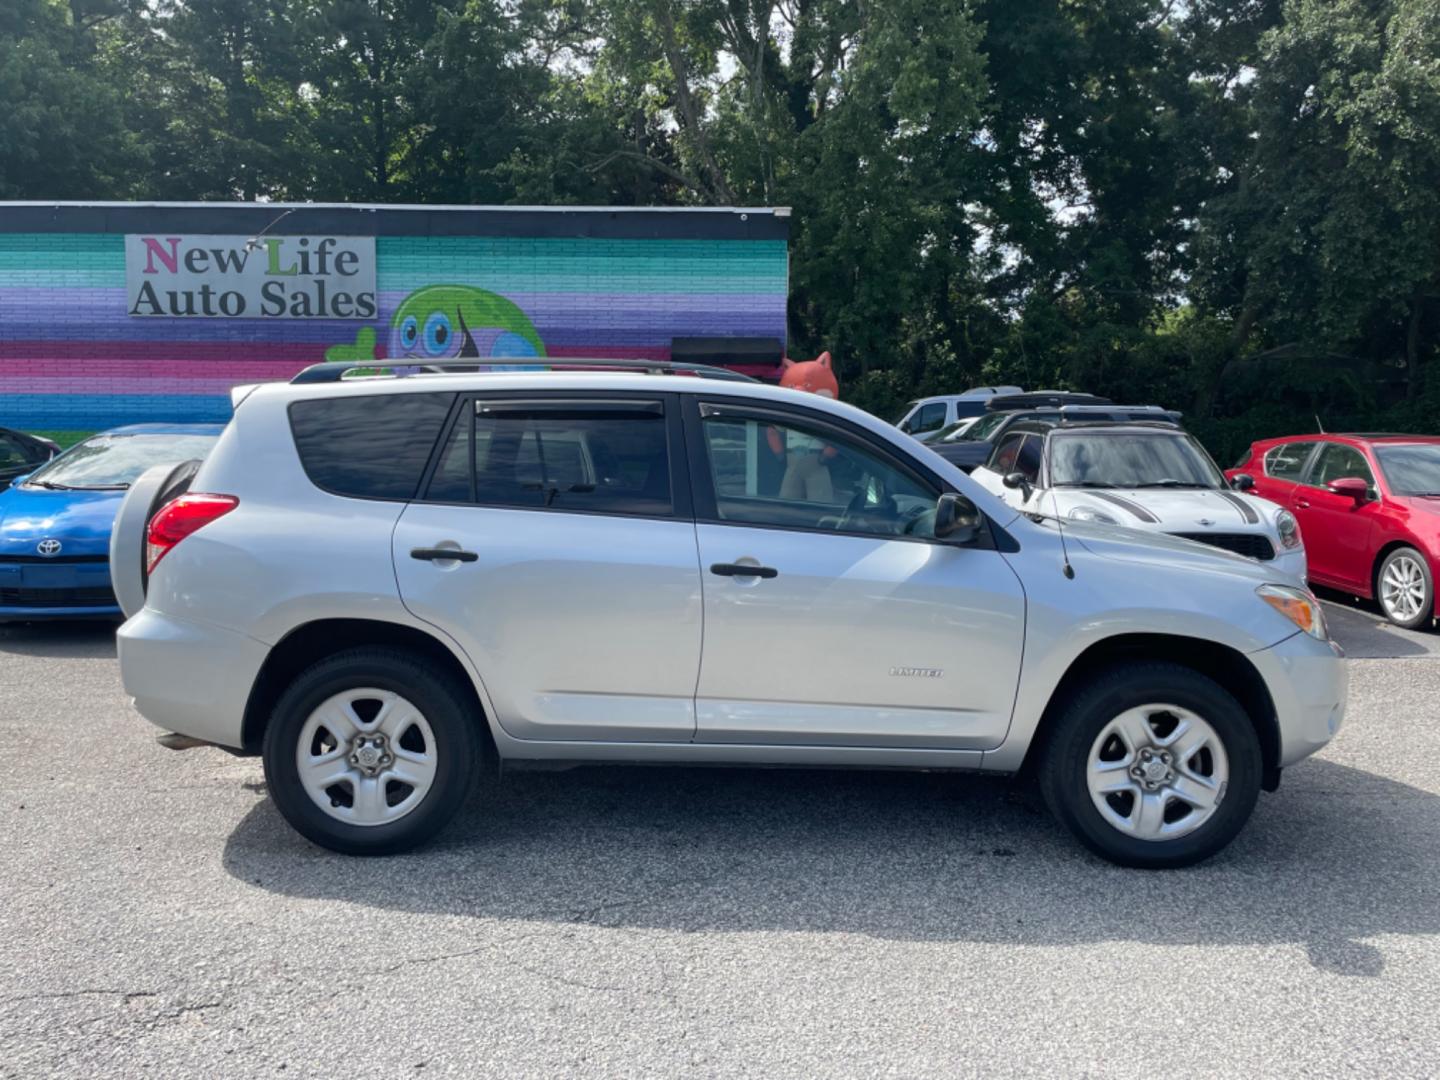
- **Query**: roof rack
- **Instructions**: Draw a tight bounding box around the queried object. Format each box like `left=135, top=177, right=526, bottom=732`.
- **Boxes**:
left=986, top=391, right=1111, bottom=411
left=1057, top=404, right=1178, bottom=417
left=290, top=357, right=760, bottom=385
left=1051, top=418, right=1183, bottom=430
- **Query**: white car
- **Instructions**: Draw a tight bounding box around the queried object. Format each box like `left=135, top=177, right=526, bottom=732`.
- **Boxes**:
left=970, top=420, right=1307, bottom=580
left=112, top=360, right=1344, bottom=868
left=893, top=386, right=1024, bottom=439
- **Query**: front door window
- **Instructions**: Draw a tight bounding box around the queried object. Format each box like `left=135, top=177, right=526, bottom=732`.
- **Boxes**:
left=700, top=409, right=942, bottom=540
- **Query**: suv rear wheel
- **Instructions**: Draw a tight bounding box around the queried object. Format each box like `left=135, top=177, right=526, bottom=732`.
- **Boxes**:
left=261, top=647, right=480, bottom=854
left=1038, top=662, right=1262, bottom=869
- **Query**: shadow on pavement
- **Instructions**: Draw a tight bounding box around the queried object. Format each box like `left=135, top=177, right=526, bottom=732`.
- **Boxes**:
left=222, top=757, right=1439, bottom=976
left=1317, top=588, right=1440, bottom=659
left=0, top=620, right=119, bottom=658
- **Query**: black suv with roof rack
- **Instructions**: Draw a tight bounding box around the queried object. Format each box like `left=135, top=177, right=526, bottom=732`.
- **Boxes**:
left=923, top=398, right=1183, bottom=473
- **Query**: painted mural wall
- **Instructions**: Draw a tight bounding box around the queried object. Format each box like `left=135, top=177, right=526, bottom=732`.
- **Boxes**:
left=0, top=205, right=789, bottom=433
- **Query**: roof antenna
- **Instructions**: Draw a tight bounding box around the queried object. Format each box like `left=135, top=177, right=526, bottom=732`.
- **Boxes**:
left=1316, top=414, right=1326, bottom=434
left=1051, top=487, right=1076, bottom=579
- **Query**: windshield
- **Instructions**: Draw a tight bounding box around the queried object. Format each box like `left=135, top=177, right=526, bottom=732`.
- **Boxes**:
left=927, top=418, right=975, bottom=442
left=23, top=433, right=217, bottom=490
left=951, top=411, right=1011, bottom=442
left=1048, top=433, right=1225, bottom=489
left=1375, top=444, right=1440, bottom=495
left=893, top=402, right=920, bottom=425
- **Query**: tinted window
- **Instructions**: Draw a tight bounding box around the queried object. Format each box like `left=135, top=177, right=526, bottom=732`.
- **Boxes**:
left=1308, top=443, right=1374, bottom=489
left=1015, top=436, right=1043, bottom=484
left=0, top=434, right=37, bottom=469
left=290, top=392, right=454, bottom=500
left=988, top=432, right=1027, bottom=473
left=893, top=401, right=921, bottom=427
left=425, top=399, right=672, bottom=515
left=700, top=409, right=939, bottom=539
left=1264, top=442, right=1314, bottom=481
left=23, top=433, right=217, bottom=489
left=912, top=402, right=947, bottom=433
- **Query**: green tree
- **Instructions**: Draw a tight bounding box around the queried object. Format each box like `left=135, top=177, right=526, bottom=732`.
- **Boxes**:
left=0, top=0, right=145, bottom=198
left=1194, top=0, right=1440, bottom=404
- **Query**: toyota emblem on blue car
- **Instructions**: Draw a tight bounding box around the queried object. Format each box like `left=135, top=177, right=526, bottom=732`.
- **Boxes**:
left=36, top=538, right=62, bottom=557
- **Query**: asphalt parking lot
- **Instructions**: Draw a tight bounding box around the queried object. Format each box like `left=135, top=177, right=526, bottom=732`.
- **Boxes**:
left=3, top=600, right=1439, bottom=1078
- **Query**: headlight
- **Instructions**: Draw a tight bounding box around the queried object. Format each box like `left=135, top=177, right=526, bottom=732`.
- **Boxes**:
left=1275, top=508, right=1302, bottom=549
left=1069, top=506, right=1119, bottom=525
left=1257, top=584, right=1327, bottom=639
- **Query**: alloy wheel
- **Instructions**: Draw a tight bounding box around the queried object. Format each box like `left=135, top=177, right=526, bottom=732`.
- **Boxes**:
left=295, top=688, right=438, bottom=826
left=1086, top=703, right=1229, bottom=841
left=1380, top=554, right=1427, bottom=624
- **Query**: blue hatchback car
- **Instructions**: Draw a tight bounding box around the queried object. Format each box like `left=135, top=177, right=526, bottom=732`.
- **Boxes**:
left=0, top=423, right=223, bottom=620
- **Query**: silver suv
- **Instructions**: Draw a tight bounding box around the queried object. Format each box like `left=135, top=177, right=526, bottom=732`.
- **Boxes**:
left=114, top=360, right=1347, bottom=868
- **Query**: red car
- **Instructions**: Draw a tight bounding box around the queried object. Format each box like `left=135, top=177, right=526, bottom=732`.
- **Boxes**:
left=1227, top=433, right=1440, bottom=628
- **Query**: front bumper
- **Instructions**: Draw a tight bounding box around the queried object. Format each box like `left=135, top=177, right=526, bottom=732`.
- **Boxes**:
left=0, top=560, right=119, bottom=620
left=0, top=603, right=121, bottom=621
left=1270, top=546, right=1307, bottom=583
left=1250, top=629, right=1348, bottom=768
left=117, top=608, right=270, bottom=750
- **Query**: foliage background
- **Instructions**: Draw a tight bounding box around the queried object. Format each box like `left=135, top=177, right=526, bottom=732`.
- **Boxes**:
left=3, top=0, right=1438, bottom=460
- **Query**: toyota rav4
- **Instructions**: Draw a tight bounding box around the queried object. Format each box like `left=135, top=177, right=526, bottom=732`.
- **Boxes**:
left=113, top=360, right=1347, bottom=868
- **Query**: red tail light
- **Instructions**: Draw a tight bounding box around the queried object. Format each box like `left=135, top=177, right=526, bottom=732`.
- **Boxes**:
left=146, top=494, right=239, bottom=574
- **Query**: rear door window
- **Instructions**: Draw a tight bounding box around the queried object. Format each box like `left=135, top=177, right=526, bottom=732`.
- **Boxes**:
left=289, top=392, right=455, bottom=500
left=424, top=398, right=674, bottom=516
left=1264, top=442, right=1315, bottom=481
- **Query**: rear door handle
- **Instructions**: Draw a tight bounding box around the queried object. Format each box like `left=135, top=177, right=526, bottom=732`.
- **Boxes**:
left=411, top=547, right=479, bottom=563
left=710, top=562, right=778, bottom=579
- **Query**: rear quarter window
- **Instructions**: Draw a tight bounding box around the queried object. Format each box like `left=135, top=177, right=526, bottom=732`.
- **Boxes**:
left=289, top=392, right=455, bottom=500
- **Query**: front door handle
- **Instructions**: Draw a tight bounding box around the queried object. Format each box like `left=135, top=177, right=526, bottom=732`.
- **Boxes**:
left=710, top=562, right=778, bottom=579
left=411, top=547, right=479, bottom=563
left=1296, top=499, right=1311, bottom=509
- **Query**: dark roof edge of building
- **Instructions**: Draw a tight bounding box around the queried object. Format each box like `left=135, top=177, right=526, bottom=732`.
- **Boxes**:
left=0, top=202, right=791, bottom=241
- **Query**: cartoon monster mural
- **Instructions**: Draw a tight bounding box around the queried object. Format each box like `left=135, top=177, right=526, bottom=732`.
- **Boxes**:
left=325, top=284, right=546, bottom=364
left=390, top=285, right=546, bottom=360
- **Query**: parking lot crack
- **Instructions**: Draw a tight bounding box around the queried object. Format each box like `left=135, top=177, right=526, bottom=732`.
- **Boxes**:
left=0, top=988, right=158, bottom=1007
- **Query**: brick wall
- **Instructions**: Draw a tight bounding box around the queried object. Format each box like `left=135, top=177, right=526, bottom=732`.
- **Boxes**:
left=0, top=206, right=789, bottom=431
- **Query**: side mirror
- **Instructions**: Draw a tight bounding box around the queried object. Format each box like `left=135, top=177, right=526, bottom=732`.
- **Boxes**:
left=1230, top=473, right=1254, bottom=492
left=1002, top=471, right=1033, bottom=501
left=9, top=473, right=30, bottom=488
left=934, top=493, right=981, bottom=544
left=1327, top=476, right=1370, bottom=502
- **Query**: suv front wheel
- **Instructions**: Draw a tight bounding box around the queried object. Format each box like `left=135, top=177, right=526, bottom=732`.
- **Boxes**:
left=262, top=647, right=481, bottom=854
left=1038, top=662, right=1262, bottom=869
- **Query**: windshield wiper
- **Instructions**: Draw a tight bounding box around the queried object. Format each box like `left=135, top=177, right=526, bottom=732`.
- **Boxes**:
left=30, top=481, right=129, bottom=491
left=1054, top=481, right=1117, bottom=489
left=1132, top=480, right=1211, bottom=489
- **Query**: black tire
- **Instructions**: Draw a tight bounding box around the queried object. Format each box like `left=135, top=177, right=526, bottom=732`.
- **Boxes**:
left=1037, top=662, right=1262, bottom=869
left=262, top=646, right=481, bottom=855
left=1375, top=546, right=1434, bottom=630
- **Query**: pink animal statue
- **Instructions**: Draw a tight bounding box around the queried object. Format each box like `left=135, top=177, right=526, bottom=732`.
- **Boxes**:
left=778, top=351, right=839, bottom=398
left=767, top=351, right=840, bottom=500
